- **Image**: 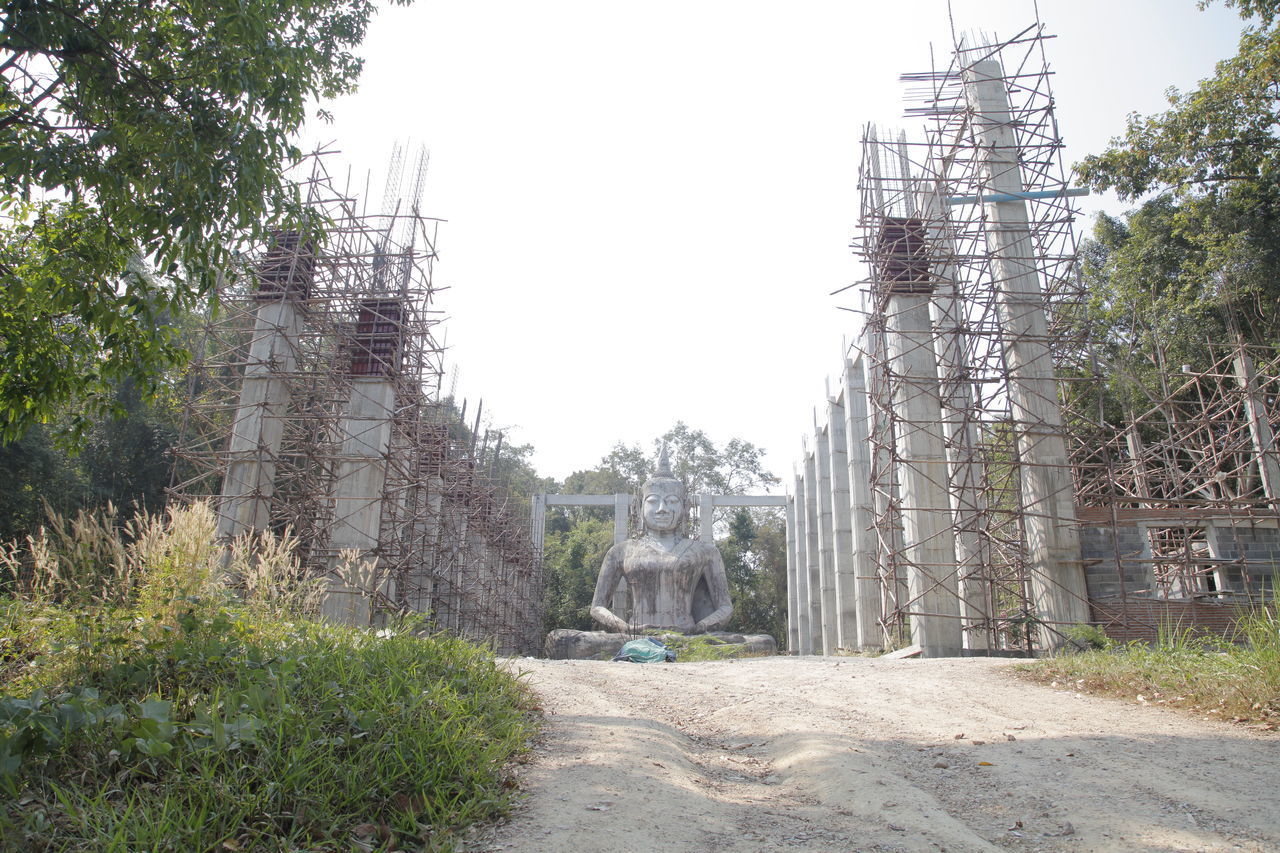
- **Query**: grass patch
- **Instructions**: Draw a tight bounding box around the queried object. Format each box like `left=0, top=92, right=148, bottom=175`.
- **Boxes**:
left=0, top=503, right=536, bottom=851
left=654, top=632, right=751, bottom=662
left=1019, top=610, right=1280, bottom=729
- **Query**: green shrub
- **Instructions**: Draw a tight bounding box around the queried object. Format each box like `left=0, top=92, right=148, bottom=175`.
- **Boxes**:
left=1063, top=623, right=1114, bottom=652
left=0, top=605, right=535, bottom=851
left=0, top=502, right=536, bottom=851
left=1024, top=606, right=1280, bottom=726
left=656, top=632, right=750, bottom=661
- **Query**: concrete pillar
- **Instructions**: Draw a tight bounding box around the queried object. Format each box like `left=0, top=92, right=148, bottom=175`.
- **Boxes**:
left=785, top=494, right=800, bottom=654
left=613, top=494, right=631, bottom=544
left=324, top=378, right=396, bottom=624
left=699, top=493, right=715, bottom=542
left=216, top=297, right=303, bottom=541
left=530, top=493, right=546, bottom=565
left=866, top=324, right=908, bottom=638
left=802, top=449, right=824, bottom=654
left=793, top=471, right=813, bottom=654
left=915, top=175, right=992, bottom=652
left=883, top=291, right=964, bottom=657
left=612, top=493, right=630, bottom=619
left=323, top=297, right=404, bottom=625
left=827, top=394, right=860, bottom=651
left=444, top=498, right=467, bottom=632
left=1233, top=343, right=1280, bottom=509
left=424, top=473, right=449, bottom=626
left=844, top=353, right=883, bottom=650
left=964, top=57, right=1090, bottom=644
left=815, top=420, right=839, bottom=655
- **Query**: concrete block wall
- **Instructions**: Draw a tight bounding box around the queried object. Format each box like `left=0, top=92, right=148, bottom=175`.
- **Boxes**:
left=1080, top=524, right=1153, bottom=600
left=1082, top=520, right=1280, bottom=601
left=1211, top=524, right=1280, bottom=593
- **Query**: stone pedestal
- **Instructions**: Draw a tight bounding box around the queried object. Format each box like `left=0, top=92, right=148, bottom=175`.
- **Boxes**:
left=544, top=629, right=778, bottom=660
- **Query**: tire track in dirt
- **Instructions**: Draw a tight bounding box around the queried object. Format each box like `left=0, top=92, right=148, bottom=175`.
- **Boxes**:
left=472, top=657, right=1280, bottom=852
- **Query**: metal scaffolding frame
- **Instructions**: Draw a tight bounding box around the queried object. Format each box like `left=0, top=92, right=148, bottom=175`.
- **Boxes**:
left=172, top=151, right=543, bottom=655
left=849, top=25, right=1092, bottom=653
left=791, top=21, right=1280, bottom=656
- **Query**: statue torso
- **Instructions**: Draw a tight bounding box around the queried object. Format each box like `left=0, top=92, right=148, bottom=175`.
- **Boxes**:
left=613, top=536, right=714, bottom=629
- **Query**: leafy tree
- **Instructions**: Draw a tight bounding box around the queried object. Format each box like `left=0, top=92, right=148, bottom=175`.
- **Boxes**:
left=0, top=0, right=401, bottom=438
left=541, top=517, right=612, bottom=633
left=80, top=378, right=178, bottom=515
left=1078, top=0, right=1280, bottom=199
left=561, top=422, right=779, bottom=500
left=719, top=509, right=787, bottom=641
left=1076, top=0, right=1280, bottom=348
left=0, top=377, right=184, bottom=542
left=0, top=425, right=88, bottom=542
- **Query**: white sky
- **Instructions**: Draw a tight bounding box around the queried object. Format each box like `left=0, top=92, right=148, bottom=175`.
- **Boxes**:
left=302, top=0, right=1248, bottom=488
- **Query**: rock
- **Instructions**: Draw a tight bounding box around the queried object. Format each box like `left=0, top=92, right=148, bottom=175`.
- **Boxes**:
left=543, top=629, right=778, bottom=660
left=544, top=630, right=630, bottom=661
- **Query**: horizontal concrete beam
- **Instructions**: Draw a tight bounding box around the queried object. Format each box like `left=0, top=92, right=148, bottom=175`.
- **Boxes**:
left=546, top=493, right=785, bottom=508
left=546, top=494, right=628, bottom=507
left=710, top=495, right=786, bottom=507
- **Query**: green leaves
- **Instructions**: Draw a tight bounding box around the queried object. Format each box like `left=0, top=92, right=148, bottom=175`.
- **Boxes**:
left=1079, top=2, right=1280, bottom=200
left=1075, top=1, right=1280, bottom=361
left=0, top=602, right=534, bottom=848
left=0, top=0, right=393, bottom=436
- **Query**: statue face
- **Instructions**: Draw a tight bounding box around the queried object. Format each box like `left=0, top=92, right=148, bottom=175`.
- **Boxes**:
left=641, top=484, right=684, bottom=533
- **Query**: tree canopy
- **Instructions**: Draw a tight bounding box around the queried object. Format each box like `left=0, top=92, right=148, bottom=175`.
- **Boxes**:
left=561, top=422, right=780, bottom=498
left=1076, top=0, right=1280, bottom=348
left=0, top=0, right=400, bottom=439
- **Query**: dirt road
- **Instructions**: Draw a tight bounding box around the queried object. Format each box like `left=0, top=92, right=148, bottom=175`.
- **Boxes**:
left=476, top=656, right=1280, bottom=852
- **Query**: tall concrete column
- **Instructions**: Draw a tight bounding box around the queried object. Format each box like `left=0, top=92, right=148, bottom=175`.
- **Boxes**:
left=530, top=492, right=546, bottom=566
left=792, top=471, right=813, bottom=654
left=324, top=378, right=396, bottom=624
left=866, top=325, right=909, bottom=639
left=699, top=493, right=715, bottom=542
left=964, top=58, right=1090, bottom=644
left=844, top=353, right=883, bottom=650
left=216, top=296, right=303, bottom=541
left=827, top=394, right=860, bottom=651
left=1233, top=342, right=1280, bottom=509
left=883, top=289, right=964, bottom=656
left=815, top=421, right=839, bottom=655
left=612, top=493, right=631, bottom=619
left=915, top=174, right=992, bottom=652
left=802, top=449, right=824, bottom=653
left=424, top=472, right=449, bottom=625
left=323, top=298, right=403, bottom=625
left=785, top=494, right=800, bottom=654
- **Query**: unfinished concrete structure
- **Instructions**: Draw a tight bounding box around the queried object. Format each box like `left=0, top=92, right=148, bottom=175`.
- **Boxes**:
left=788, top=24, right=1280, bottom=656
left=174, top=152, right=543, bottom=654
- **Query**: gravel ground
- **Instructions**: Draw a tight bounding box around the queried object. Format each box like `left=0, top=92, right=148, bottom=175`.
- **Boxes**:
left=470, top=656, right=1280, bottom=852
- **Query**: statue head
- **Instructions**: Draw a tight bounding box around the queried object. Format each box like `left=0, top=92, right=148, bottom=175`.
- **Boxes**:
left=640, top=444, right=686, bottom=534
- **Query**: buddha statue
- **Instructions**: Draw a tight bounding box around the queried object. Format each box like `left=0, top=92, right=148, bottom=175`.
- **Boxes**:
left=589, top=448, right=733, bottom=634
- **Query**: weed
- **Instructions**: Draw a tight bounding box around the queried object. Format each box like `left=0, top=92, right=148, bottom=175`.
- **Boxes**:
left=0, top=503, right=536, bottom=850
left=229, top=526, right=327, bottom=620
left=655, top=632, right=754, bottom=661
left=0, top=504, right=132, bottom=608
left=1063, top=623, right=1114, bottom=652
left=1023, top=606, right=1280, bottom=727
